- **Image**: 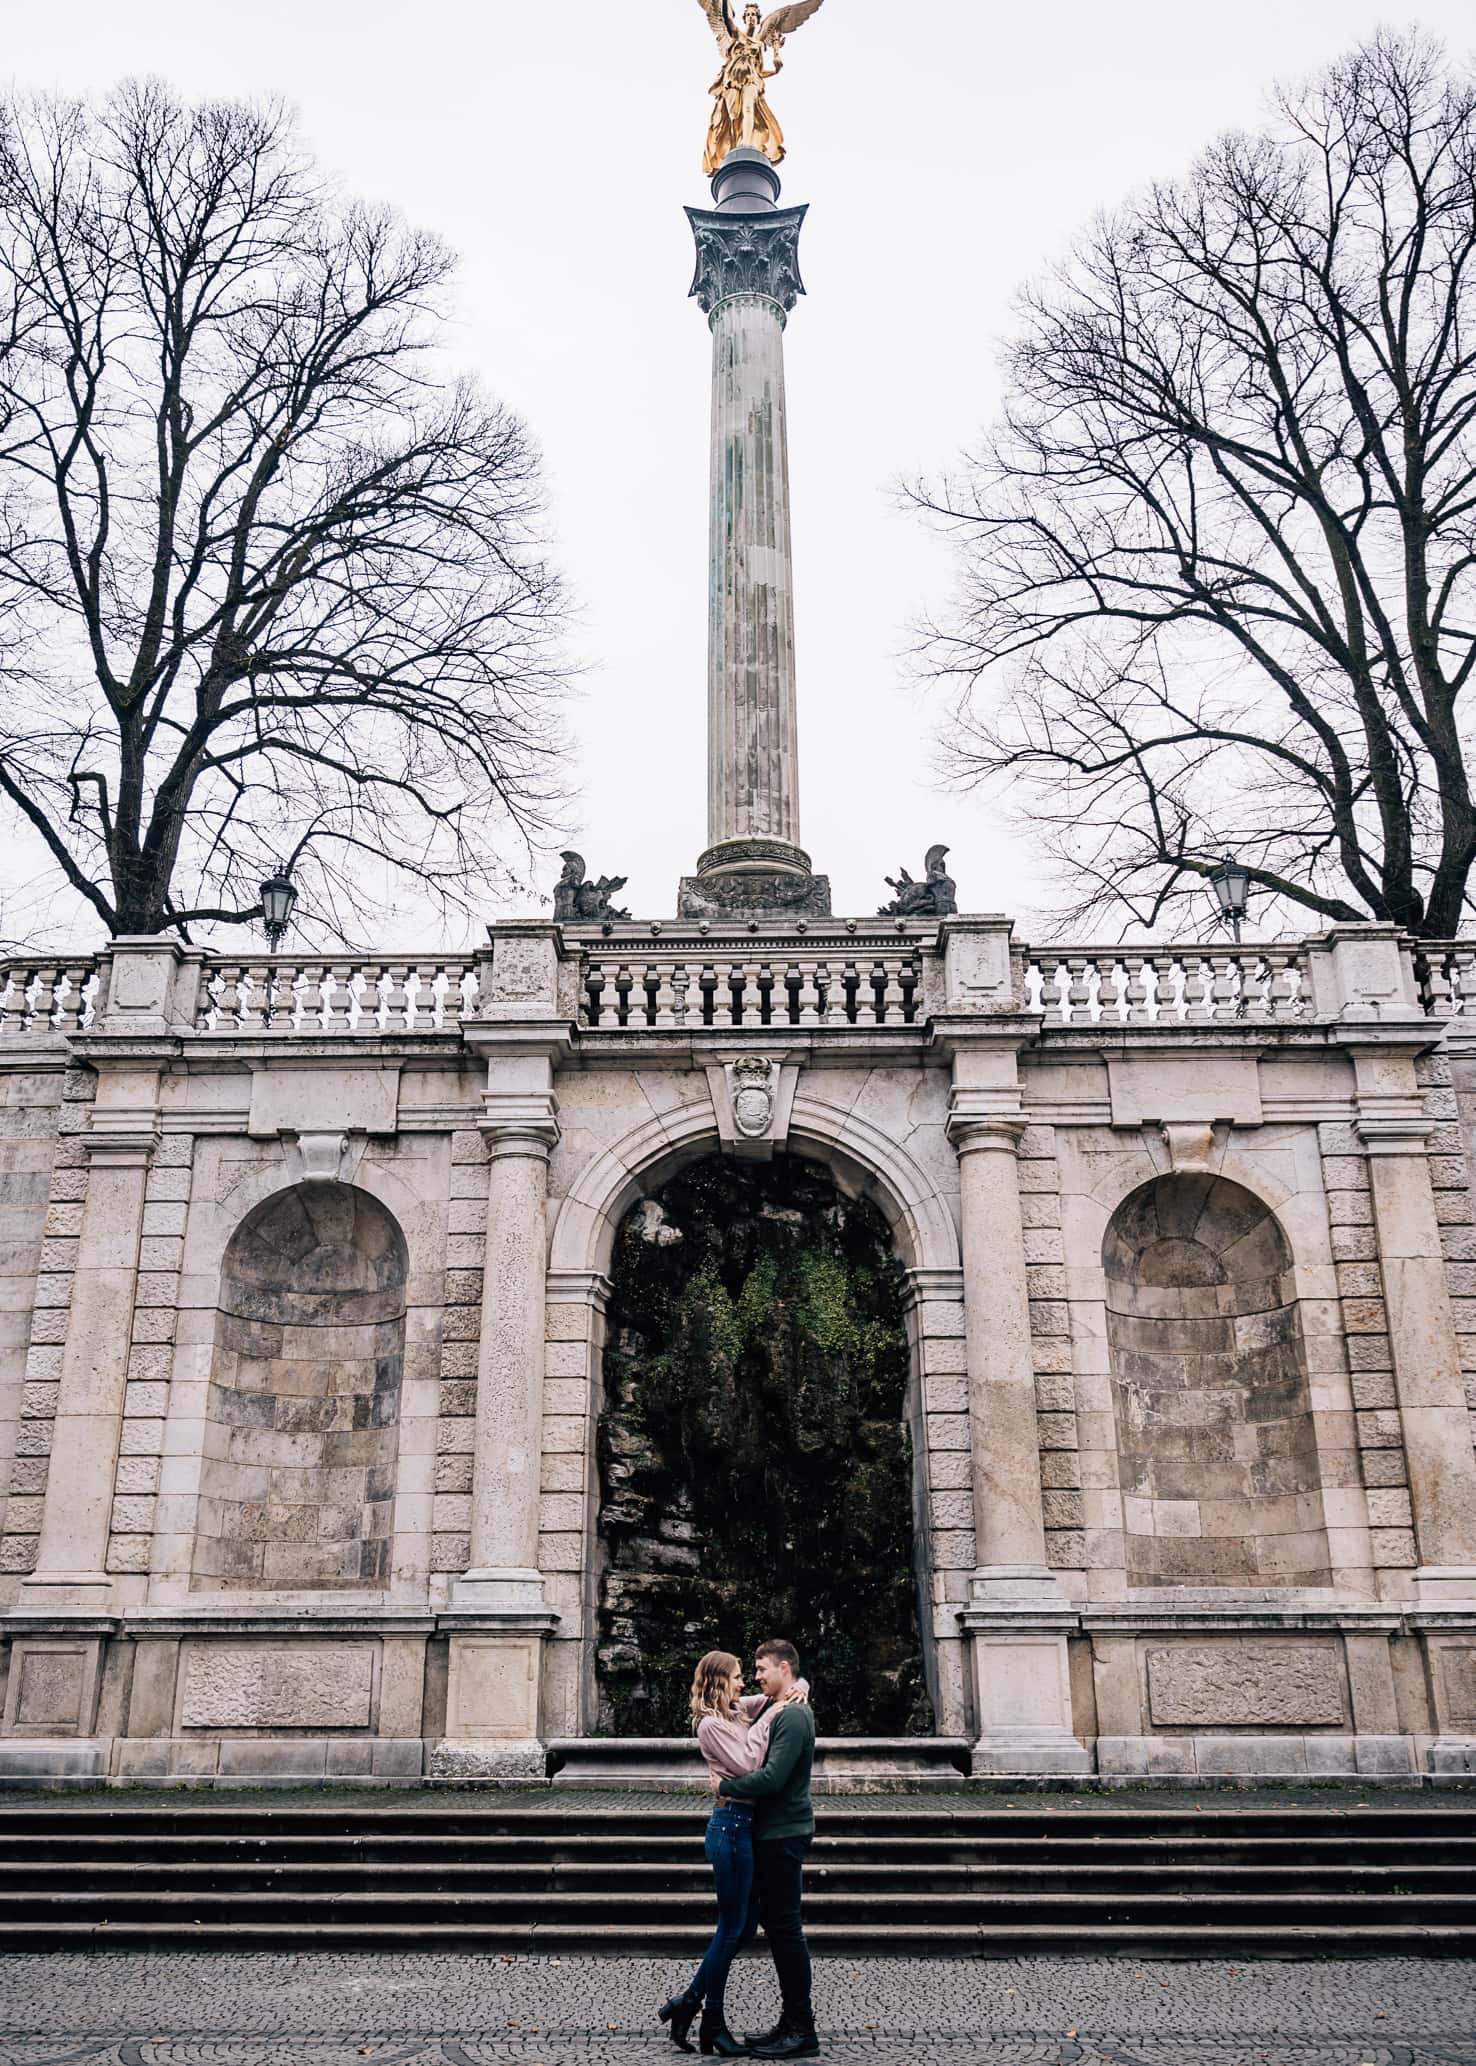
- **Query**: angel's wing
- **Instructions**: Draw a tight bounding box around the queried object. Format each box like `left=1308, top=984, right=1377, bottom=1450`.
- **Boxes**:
left=758, top=0, right=825, bottom=43
left=694, top=0, right=736, bottom=47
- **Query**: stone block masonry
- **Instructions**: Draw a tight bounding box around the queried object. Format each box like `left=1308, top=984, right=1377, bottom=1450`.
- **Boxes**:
left=0, top=922, right=1470, bottom=1788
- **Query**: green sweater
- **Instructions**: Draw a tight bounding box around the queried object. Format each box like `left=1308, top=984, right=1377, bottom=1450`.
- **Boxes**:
left=718, top=1701, right=816, bottom=1841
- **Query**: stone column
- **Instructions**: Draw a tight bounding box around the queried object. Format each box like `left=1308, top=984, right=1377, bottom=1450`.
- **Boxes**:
left=679, top=147, right=829, bottom=920
left=18, top=939, right=199, bottom=1609
left=948, top=1032, right=1089, bottom=1774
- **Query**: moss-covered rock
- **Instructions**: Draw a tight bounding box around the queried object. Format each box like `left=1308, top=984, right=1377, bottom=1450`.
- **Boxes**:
left=596, top=1155, right=932, bottom=1737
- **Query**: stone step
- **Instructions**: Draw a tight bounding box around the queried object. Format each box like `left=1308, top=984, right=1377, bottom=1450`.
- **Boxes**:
left=546, top=1738, right=972, bottom=1791
left=6, top=1801, right=1476, bottom=1955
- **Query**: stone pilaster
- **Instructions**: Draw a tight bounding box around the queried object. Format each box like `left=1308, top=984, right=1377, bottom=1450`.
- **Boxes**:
left=433, top=926, right=566, bottom=1777
left=948, top=1029, right=1089, bottom=1774
left=15, top=939, right=200, bottom=1609
left=1314, top=927, right=1476, bottom=1603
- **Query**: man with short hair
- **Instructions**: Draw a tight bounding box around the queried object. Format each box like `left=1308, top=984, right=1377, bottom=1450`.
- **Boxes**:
left=717, top=1637, right=819, bottom=2059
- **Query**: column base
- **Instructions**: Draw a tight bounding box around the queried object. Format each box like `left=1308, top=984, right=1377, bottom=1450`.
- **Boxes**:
left=448, top=1569, right=548, bottom=1613
left=969, top=1565, right=1074, bottom=1609
left=15, top=1573, right=115, bottom=1611
left=677, top=871, right=832, bottom=920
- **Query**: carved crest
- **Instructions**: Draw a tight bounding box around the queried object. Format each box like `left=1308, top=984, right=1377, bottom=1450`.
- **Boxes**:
left=731, top=1056, right=776, bottom=1139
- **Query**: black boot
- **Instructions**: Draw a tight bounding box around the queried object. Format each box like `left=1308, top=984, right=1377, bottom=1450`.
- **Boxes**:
left=750, top=2013, right=820, bottom=2059
left=744, top=2021, right=786, bottom=2049
left=699, top=2009, right=746, bottom=2056
left=658, top=1994, right=701, bottom=2053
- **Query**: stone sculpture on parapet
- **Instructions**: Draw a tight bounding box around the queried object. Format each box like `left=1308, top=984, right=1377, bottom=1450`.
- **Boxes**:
left=881, top=846, right=958, bottom=919
left=695, top=0, right=828, bottom=175
left=553, top=852, right=632, bottom=924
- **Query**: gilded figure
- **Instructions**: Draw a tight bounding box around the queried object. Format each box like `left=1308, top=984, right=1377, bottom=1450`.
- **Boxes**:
left=695, top=0, right=828, bottom=176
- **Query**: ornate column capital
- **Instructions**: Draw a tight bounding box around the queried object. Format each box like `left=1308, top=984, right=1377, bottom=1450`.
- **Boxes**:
left=687, top=203, right=808, bottom=319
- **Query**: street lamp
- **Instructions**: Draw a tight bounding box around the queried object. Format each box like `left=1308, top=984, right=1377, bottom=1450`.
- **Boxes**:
left=1208, top=853, right=1251, bottom=945
left=258, top=868, right=298, bottom=951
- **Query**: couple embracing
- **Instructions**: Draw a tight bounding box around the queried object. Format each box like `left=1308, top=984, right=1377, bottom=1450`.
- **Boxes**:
left=658, top=1637, right=820, bottom=2059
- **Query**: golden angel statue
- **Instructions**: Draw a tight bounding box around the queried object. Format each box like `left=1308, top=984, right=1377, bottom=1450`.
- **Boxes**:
left=695, top=0, right=828, bottom=177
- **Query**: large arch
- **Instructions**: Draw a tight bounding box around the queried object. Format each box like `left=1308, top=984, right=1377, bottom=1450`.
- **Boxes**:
left=548, top=1093, right=962, bottom=1280
left=547, top=1087, right=966, bottom=1735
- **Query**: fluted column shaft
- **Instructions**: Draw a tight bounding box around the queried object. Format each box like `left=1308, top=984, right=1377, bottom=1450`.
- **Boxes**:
left=707, top=291, right=801, bottom=856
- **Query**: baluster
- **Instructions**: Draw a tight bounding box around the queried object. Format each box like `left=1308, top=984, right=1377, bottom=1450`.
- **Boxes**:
left=1096, top=958, right=1126, bottom=1024
left=797, top=958, right=821, bottom=1026
left=406, top=964, right=436, bottom=1031
left=0, top=968, right=19, bottom=1035
left=632, top=963, right=658, bottom=1030
left=583, top=960, right=605, bottom=1027
left=1180, top=954, right=1211, bottom=1023
left=733, top=961, right=759, bottom=1027
left=1121, top=955, right=1148, bottom=1024
left=26, top=966, right=55, bottom=1033
left=382, top=964, right=411, bottom=1034
left=333, top=964, right=361, bottom=1034
left=1210, top=951, right=1239, bottom=1020
left=205, top=964, right=234, bottom=1033
left=1065, top=957, right=1092, bottom=1024
left=1449, top=949, right=1476, bottom=1018
left=653, top=959, right=678, bottom=1028
left=53, top=965, right=85, bottom=1034
left=361, top=965, right=387, bottom=1034
left=1036, top=958, right=1064, bottom=1024
left=265, top=963, right=297, bottom=1033
left=1263, top=950, right=1292, bottom=1020
left=881, top=957, right=907, bottom=1025
left=901, top=955, right=921, bottom=1024
left=1142, top=954, right=1172, bottom=1024
left=671, top=962, right=693, bottom=1027
left=296, top=962, right=324, bottom=1032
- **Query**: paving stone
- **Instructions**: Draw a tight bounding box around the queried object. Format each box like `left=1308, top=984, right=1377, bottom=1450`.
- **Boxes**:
left=0, top=1953, right=1474, bottom=2064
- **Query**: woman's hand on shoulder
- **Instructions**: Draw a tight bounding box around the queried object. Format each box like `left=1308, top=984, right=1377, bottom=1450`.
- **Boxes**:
left=785, top=1677, right=811, bottom=1705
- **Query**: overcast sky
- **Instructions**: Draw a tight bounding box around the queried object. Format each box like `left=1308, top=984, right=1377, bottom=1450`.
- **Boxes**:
left=5, top=1, right=1475, bottom=941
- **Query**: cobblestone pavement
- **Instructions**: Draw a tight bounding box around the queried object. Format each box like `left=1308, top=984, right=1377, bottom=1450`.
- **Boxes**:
left=0, top=1953, right=1474, bottom=2065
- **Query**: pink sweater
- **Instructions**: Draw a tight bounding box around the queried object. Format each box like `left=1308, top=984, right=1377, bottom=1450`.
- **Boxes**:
left=696, top=1683, right=810, bottom=1785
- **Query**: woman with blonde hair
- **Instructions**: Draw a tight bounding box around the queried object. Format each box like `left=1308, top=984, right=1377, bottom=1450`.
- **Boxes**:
left=657, top=1647, right=809, bottom=2056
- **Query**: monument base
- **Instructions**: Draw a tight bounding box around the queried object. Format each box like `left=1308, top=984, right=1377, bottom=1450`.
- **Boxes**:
left=678, top=872, right=833, bottom=920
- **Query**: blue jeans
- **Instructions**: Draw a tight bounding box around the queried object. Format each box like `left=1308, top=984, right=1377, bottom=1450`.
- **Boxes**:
left=686, top=1800, right=755, bottom=2017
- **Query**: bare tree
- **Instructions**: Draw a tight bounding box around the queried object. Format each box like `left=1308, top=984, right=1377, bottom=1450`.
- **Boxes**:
left=0, top=81, right=571, bottom=946
left=914, top=32, right=1476, bottom=940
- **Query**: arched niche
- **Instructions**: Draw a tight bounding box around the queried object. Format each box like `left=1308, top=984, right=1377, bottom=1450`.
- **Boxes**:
left=192, top=1182, right=408, bottom=1591
left=1103, top=1172, right=1330, bottom=1588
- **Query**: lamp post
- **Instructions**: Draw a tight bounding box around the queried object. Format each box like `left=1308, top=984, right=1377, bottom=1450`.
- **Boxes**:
left=1208, top=853, right=1251, bottom=944
left=258, top=868, right=298, bottom=951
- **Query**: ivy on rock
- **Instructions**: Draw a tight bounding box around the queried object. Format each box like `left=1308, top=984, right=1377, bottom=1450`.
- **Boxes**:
left=596, top=1155, right=933, bottom=1738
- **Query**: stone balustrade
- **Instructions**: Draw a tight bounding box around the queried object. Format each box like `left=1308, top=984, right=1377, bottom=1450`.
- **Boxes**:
left=1413, top=943, right=1476, bottom=1018
left=1020, top=944, right=1314, bottom=1025
left=6, top=933, right=1476, bottom=1044
left=576, top=937, right=924, bottom=1029
left=195, top=958, right=481, bottom=1035
left=0, top=958, right=100, bottom=1035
